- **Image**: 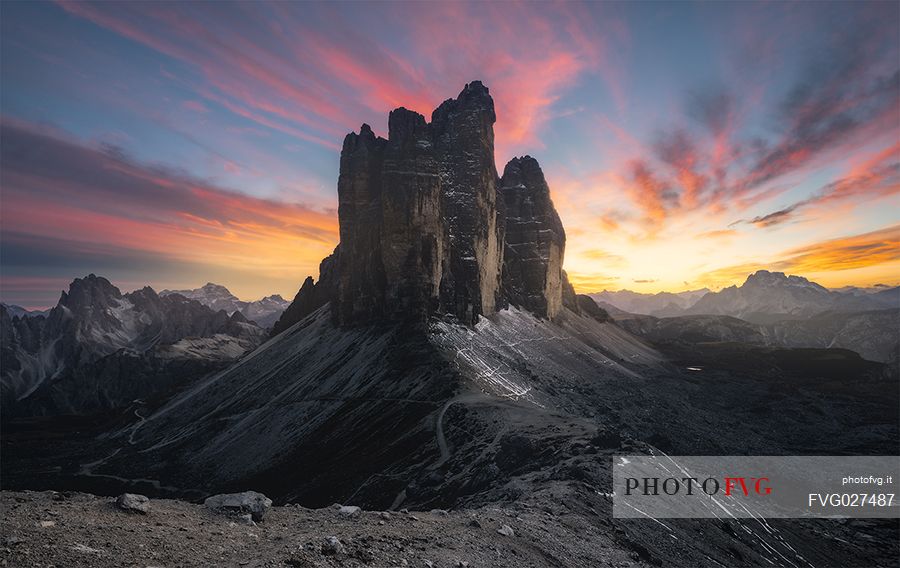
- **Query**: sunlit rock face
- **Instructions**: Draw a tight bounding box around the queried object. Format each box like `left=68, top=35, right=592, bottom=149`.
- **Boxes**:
left=499, top=156, right=565, bottom=319
left=278, top=81, right=569, bottom=329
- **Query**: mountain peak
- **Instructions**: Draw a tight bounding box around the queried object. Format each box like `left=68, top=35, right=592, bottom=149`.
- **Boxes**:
left=275, top=82, right=572, bottom=331
left=743, top=270, right=823, bottom=290
left=460, top=79, right=489, bottom=98
left=60, top=274, right=122, bottom=311
left=682, top=270, right=886, bottom=322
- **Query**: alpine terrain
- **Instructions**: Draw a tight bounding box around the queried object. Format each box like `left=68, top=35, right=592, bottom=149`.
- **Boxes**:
left=160, top=283, right=290, bottom=329
left=2, top=83, right=898, bottom=568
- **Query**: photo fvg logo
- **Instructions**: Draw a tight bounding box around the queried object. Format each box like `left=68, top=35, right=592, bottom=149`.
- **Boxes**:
left=624, top=476, right=772, bottom=497
left=614, top=456, right=900, bottom=519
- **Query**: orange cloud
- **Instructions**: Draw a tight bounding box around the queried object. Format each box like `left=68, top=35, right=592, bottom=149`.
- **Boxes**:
left=627, top=159, right=675, bottom=226
left=692, top=226, right=900, bottom=290
left=579, top=249, right=626, bottom=264
left=774, top=225, right=900, bottom=274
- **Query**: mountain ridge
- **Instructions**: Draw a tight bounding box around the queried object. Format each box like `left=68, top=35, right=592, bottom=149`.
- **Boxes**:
left=1, top=274, right=265, bottom=416
left=160, top=283, right=289, bottom=328
left=594, top=270, right=897, bottom=321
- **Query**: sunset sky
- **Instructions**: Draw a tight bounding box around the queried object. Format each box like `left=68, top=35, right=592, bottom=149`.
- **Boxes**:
left=2, top=1, right=898, bottom=309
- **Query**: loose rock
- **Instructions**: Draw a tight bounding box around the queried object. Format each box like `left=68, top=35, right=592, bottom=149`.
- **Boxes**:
left=116, top=493, right=151, bottom=514
left=204, top=491, right=272, bottom=522
left=338, top=505, right=361, bottom=519
left=321, top=536, right=344, bottom=555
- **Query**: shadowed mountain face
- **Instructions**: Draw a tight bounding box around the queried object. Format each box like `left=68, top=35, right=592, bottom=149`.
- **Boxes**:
left=620, top=309, right=900, bottom=364
left=2, top=83, right=898, bottom=568
left=272, top=81, right=575, bottom=332
left=1, top=275, right=264, bottom=416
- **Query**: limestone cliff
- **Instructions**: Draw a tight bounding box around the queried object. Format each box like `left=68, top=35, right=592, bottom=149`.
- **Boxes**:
left=276, top=82, right=571, bottom=332
left=499, top=156, right=565, bottom=319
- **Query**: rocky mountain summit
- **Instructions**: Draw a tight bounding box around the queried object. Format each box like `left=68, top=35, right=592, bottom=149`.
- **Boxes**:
left=1, top=275, right=264, bottom=416
left=683, top=270, right=896, bottom=323
left=597, top=271, right=898, bottom=362
left=273, top=81, right=583, bottom=333
left=595, top=273, right=897, bottom=321
left=160, top=283, right=289, bottom=328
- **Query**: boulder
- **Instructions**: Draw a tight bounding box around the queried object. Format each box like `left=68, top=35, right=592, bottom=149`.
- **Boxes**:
left=204, top=491, right=272, bottom=521
left=338, top=505, right=361, bottom=519
left=116, top=493, right=150, bottom=514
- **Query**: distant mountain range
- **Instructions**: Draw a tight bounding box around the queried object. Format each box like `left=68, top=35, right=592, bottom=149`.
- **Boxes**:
left=0, top=304, right=50, bottom=319
left=589, top=288, right=710, bottom=317
left=160, top=283, right=289, bottom=328
left=592, top=271, right=898, bottom=323
left=682, top=271, right=897, bottom=323
left=1, top=275, right=265, bottom=416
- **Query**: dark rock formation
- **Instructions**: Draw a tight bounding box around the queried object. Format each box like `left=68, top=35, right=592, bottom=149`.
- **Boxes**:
left=380, top=108, right=444, bottom=320
left=276, top=81, right=570, bottom=332
left=561, top=271, right=580, bottom=314
left=576, top=295, right=611, bottom=322
left=270, top=252, right=337, bottom=336
left=334, top=82, right=502, bottom=325
left=335, top=124, right=388, bottom=324
left=499, top=156, right=565, bottom=318
left=431, top=81, right=503, bottom=323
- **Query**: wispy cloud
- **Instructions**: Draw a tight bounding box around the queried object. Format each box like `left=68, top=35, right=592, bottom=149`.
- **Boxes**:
left=734, top=143, right=900, bottom=227
left=572, top=5, right=899, bottom=235
left=1, top=118, right=339, bottom=300
left=56, top=0, right=615, bottom=163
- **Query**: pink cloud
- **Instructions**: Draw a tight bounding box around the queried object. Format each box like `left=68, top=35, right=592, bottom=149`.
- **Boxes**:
left=56, top=0, right=616, bottom=163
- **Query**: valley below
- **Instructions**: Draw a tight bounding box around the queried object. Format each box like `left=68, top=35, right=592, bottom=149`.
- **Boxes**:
left=3, top=305, right=898, bottom=568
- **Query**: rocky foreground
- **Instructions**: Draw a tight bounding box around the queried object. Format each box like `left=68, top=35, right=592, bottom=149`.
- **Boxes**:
left=1, top=490, right=643, bottom=568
